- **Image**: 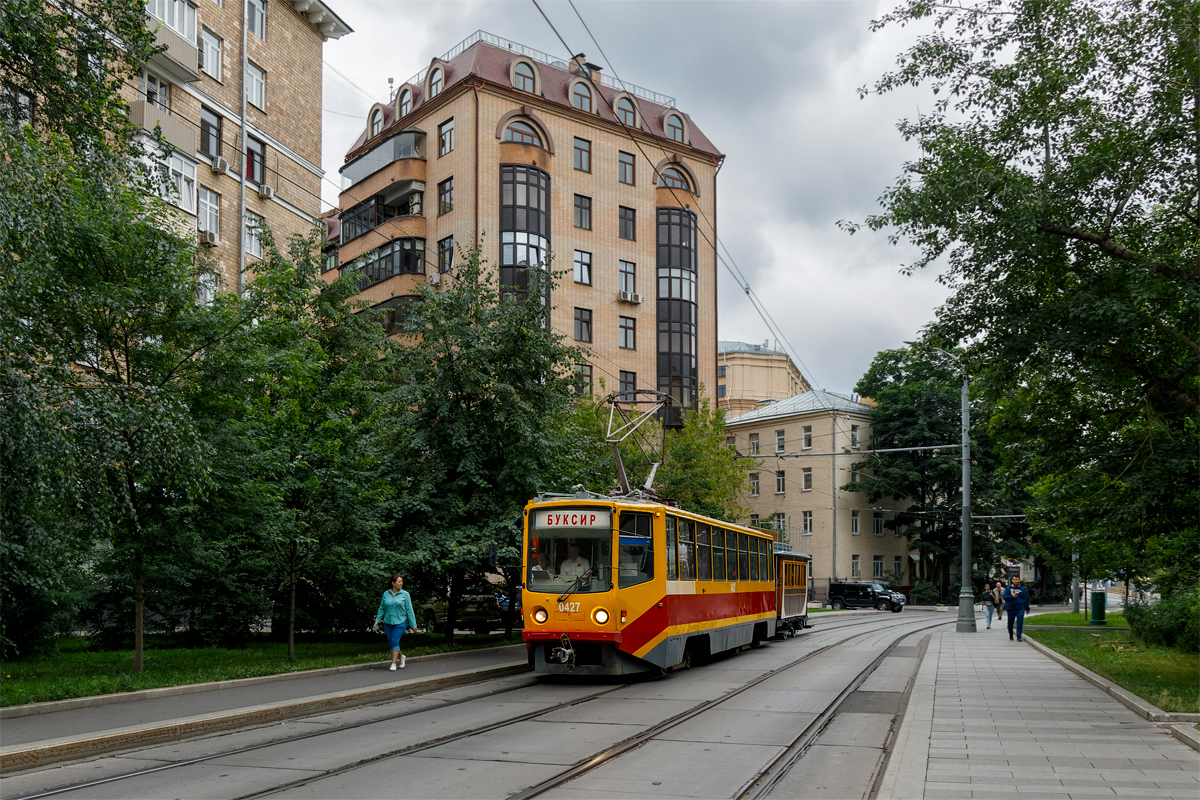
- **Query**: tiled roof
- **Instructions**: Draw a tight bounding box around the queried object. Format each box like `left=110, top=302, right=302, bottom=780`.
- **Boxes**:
left=345, top=35, right=721, bottom=160
left=724, top=390, right=872, bottom=425
left=718, top=341, right=789, bottom=356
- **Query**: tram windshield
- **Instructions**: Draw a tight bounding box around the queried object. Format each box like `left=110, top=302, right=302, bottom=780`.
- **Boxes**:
left=527, top=510, right=613, bottom=594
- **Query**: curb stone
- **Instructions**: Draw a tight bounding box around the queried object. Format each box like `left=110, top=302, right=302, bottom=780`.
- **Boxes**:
left=1163, top=723, right=1200, bottom=753
left=0, top=643, right=526, bottom=719
left=874, top=630, right=941, bottom=800
left=1023, top=635, right=1200, bottom=726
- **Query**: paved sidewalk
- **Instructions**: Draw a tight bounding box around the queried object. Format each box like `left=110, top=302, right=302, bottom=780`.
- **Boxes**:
left=878, top=624, right=1199, bottom=799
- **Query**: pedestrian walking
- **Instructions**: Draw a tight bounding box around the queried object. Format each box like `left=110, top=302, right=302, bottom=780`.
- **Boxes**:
left=980, top=582, right=996, bottom=629
left=993, top=582, right=1004, bottom=621
left=371, top=574, right=417, bottom=670
left=1003, top=575, right=1031, bottom=642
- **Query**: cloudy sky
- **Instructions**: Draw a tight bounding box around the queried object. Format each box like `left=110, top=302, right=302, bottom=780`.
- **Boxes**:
left=318, top=0, right=950, bottom=393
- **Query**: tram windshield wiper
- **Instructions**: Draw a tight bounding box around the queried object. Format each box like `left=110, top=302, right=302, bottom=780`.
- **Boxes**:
left=558, top=568, right=593, bottom=603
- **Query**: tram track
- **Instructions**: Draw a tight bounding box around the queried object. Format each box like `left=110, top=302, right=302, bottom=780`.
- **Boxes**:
left=5, top=614, right=917, bottom=800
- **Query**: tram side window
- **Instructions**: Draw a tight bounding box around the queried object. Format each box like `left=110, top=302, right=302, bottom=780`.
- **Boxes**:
left=768, top=543, right=775, bottom=582
left=726, top=531, right=739, bottom=581
left=678, top=519, right=696, bottom=580
left=697, top=523, right=711, bottom=580
left=665, top=516, right=678, bottom=580
left=759, top=538, right=768, bottom=581
left=750, top=536, right=761, bottom=581
left=739, top=532, right=750, bottom=581
left=712, top=528, right=725, bottom=581
left=618, top=511, right=654, bottom=588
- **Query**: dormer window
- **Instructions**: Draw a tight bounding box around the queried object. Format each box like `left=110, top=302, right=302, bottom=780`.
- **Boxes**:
left=429, top=68, right=443, bottom=98
left=571, top=82, right=592, bottom=113
left=666, top=113, right=684, bottom=143
left=514, top=62, right=535, bottom=93
left=370, top=109, right=382, bottom=137
left=617, top=97, right=637, bottom=126
left=503, top=120, right=542, bottom=147
left=658, top=167, right=690, bottom=191
left=398, top=89, right=411, bottom=116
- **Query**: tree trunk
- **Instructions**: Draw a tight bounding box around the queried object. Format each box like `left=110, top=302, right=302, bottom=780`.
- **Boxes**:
left=444, top=571, right=463, bottom=645
left=133, top=571, right=144, bottom=673
left=288, top=539, right=297, bottom=661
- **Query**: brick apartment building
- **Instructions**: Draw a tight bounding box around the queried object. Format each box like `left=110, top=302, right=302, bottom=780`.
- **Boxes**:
left=132, top=0, right=350, bottom=296
left=329, top=31, right=724, bottom=412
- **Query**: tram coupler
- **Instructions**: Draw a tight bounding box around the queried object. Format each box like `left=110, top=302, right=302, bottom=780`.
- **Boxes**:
left=550, top=633, right=576, bottom=672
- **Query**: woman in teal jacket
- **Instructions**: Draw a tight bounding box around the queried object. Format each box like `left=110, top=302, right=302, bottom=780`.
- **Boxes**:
left=371, top=574, right=417, bottom=670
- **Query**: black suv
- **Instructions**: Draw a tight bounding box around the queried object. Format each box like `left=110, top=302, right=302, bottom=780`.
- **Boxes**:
left=827, top=581, right=905, bottom=612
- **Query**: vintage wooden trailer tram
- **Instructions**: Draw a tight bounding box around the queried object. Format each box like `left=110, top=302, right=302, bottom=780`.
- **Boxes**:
left=522, top=493, right=812, bottom=676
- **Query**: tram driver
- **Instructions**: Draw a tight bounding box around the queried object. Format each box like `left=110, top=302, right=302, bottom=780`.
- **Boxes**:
left=559, top=542, right=591, bottom=579
left=531, top=551, right=552, bottom=576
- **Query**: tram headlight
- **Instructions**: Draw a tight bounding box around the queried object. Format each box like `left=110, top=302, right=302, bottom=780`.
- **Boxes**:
left=592, top=607, right=610, bottom=625
left=532, top=607, right=548, bottom=624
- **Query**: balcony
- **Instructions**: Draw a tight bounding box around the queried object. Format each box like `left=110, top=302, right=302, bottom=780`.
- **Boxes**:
left=129, top=100, right=196, bottom=153
left=148, top=20, right=200, bottom=83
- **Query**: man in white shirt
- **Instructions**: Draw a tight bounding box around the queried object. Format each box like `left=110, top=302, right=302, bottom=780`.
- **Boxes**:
left=559, top=543, right=591, bottom=578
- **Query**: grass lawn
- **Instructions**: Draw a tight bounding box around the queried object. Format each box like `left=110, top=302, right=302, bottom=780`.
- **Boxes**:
left=1024, top=628, right=1198, bottom=714
left=1027, top=611, right=1128, bottom=627
left=0, top=632, right=520, bottom=708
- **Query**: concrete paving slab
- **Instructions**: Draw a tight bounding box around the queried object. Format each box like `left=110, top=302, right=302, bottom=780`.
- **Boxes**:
left=42, top=761, right=324, bottom=799
left=537, top=696, right=698, bottom=726
left=612, top=671, right=747, bottom=702
left=818, top=712, right=893, bottom=749
left=0, top=756, right=170, bottom=798
left=858, top=656, right=919, bottom=692
left=765, top=743, right=885, bottom=799
left=414, top=719, right=647, bottom=765
left=716, top=689, right=832, bottom=715
left=656, top=709, right=817, bottom=747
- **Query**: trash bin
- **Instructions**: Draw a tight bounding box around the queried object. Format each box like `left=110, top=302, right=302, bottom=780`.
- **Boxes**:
left=1089, top=589, right=1107, bottom=626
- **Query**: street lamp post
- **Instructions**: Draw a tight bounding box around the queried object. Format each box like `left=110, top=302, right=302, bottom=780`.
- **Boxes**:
left=932, top=347, right=976, bottom=633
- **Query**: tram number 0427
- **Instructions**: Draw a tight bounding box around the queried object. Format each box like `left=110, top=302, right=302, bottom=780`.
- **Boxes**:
left=558, top=601, right=580, bottom=613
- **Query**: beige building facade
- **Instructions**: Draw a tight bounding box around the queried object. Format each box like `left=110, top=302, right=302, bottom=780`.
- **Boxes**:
left=330, top=32, right=724, bottom=412
left=130, top=0, right=350, bottom=295
left=724, top=390, right=916, bottom=596
left=717, top=341, right=810, bottom=418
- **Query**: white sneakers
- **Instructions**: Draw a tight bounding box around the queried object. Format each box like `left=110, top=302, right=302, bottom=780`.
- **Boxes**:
left=389, top=663, right=397, bottom=671
left=400, top=655, right=406, bottom=669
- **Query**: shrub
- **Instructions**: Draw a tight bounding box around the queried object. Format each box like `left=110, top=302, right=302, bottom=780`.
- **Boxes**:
left=908, top=581, right=940, bottom=605
left=1126, top=586, right=1200, bottom=654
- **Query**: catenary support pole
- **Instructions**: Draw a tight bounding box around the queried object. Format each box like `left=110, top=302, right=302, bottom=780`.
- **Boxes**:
left=957, top=375, right=976, bottom=632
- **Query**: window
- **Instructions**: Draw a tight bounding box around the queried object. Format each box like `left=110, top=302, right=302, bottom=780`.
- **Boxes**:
left=429, top=68, right=443, bottom=98
left=245, top=211, right=263, bottom=258
left=200, top=29, right=222, bottom=81
left=802, top=426, right=812, bottom=449
left=802, top=467, right=813, bottom=491
left=618, top=511, right=654, bottom=588
left=775, top=429, right=785, bottom=453
left=851, top=555, right=860, bottom=578
left=874, top=555, right=884, bottom=579
left=198, top=187, right=219, bottom=236
left=138, top=69, right=170, bottom=111
left=573, top=137, right=590, bottom=172
left=874, top=511, right=884, bottom=536
left=438, top=118, right=454, bottom=156
left=198, top=273, right=217, bottom=307
left=802, top=511, right=812, bottom=535
left=717, top=385, right=726, bottom=397
left=618, top=151, right=635, bottom=185
left=895, top=555, right=903, bottom=579
left=658, top=166, right=690, bottom=191
left=372, top=295, right=422, bottom=336
left=438, top=236, right=454, bottom=273
left=776, top=471, right=785, bottom=493
left=573, top=250, right=591, bottom=285
left=851, top=469, right=860, bottom=483
left=851, top=510, right=860, bottom=535
left=574, top=308, right=592, bottom=342
left=322, top=249, right=338, bottom=274
left=718, top=365, right=726, bottom=378
left=851, top=425, right=859, bottom=447
left=398, top=90, right=411, bottom=116
left=438, top=177, right=453, bottom=215
left=749, top=473, right=759, bottom=496
left=245, top=136, right=265, bottom=184
left=726, top=435, right=736, bottom=450
left=247, top=62, right=265, bottom=109
left=147, top=0, right=195, bottom=40
left=574, top=364, right=592, bottom=395
left=619, top=371, right=637, bottom=401
left=574, top=195, right=591, bottom=229
left=513, top=61, right=535, bottom=92
left=4, top=88, right=33, bottom=126
left=340, top=196, right=397, bottom=244
left=666, top=113, right=684, bottom=142
left=370, top=109, right=382, bottom=137
left=157, top=151, right=196, bottom=212
left=749, top=515, right=759, bottom=531
left=616, top=97, right=636, bottom=126
left=200, top=106, right=222, bottom=159
left=774, top=513, right=786, bottom=533
left=619, top=316, right=635, bottom=350
left=499, top=164, right=550, bottom=305
left=619, top=260, right=636, bottom=293
left=504, top=120, right=541, bottom=146
left=342, top=238, right=426, bottom=289
left=571, top=81, right=592, bottom=112
left=247, top=0, right=265, bottom=39
left=619, top=206, right=635, bottom=240
left=748, top=433, right=759, bottom=455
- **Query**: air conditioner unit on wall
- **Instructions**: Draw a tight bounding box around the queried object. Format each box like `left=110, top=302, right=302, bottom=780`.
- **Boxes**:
left=257, top=184, right=275, bottom=200
left=630, top=292, right=643, bottom=303
left=618, top=290, right=643, bottom=304
left=211, top=156, right=229, bottom=174
left=427, top=271, right=441, bottom=286
left=618, top=290, right=631, bottom=302
left=198, top=229, right=218, bottom=247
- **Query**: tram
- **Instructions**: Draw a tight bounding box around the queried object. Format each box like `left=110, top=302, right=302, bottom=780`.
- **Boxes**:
left=521, top=493, right=812, bottom=675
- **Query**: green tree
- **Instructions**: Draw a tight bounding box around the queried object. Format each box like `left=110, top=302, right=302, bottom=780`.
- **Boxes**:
left=853, top=0, right=1198, bottom=592
left=658, top=395, right=758, bottom=522
left=385, top=248, right=582, bottom=642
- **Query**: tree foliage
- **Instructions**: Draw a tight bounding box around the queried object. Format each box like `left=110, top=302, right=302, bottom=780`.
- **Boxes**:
left=856, top=0, right=1199, bottom=593
left=658, top=395, right=757, bottom=522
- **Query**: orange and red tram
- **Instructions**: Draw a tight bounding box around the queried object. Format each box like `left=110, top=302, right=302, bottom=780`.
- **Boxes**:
left=522, top=493, right=812, bottom=675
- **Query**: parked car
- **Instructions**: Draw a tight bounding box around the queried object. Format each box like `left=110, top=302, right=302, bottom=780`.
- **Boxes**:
left=827, top=581, right=905, bottom=612
left=422, top=594, right=523, bottom=635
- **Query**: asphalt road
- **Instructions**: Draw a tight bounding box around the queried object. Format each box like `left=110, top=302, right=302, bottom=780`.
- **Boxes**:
left=1, top=612, right=949, bottom=800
